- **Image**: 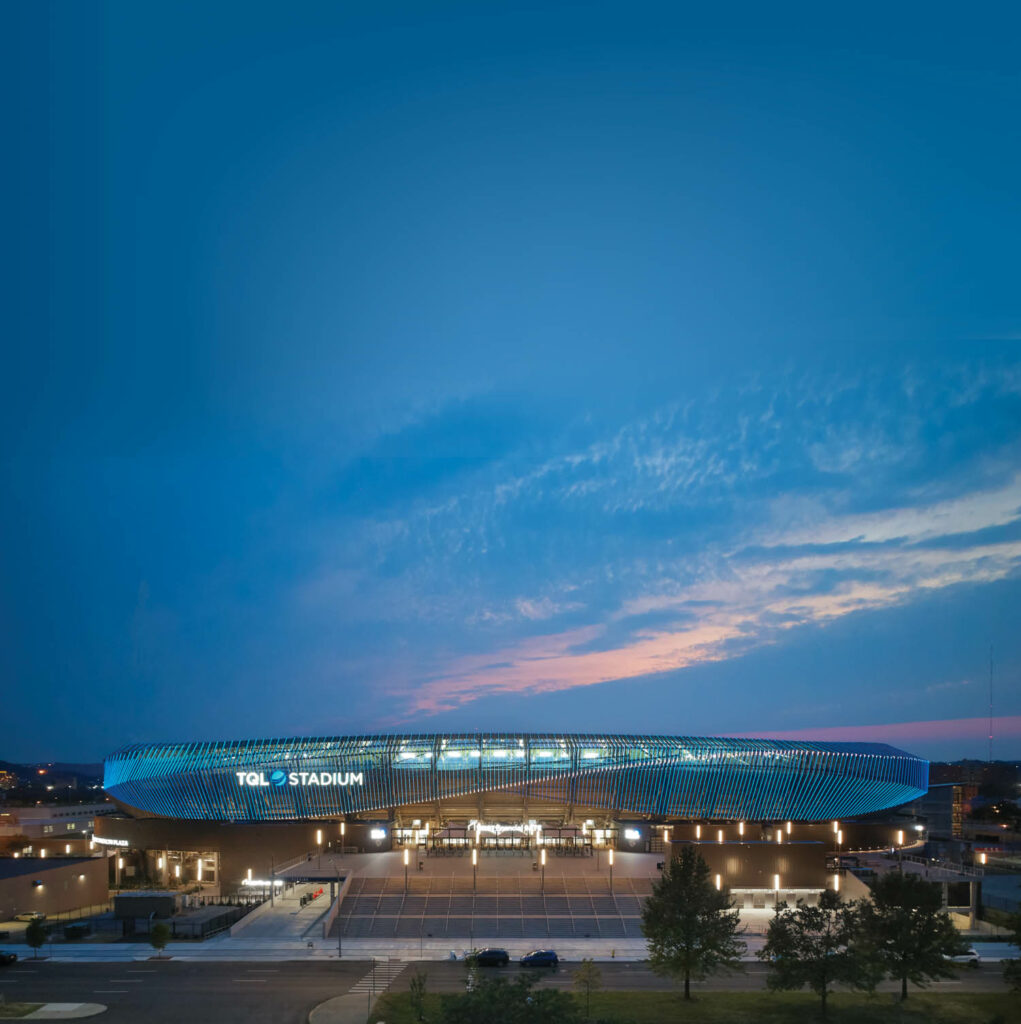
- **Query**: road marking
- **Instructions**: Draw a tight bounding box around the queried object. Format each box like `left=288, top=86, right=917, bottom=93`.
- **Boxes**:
left=94, top=990, right=129, bottom=994
left=246, top=969, right=279, bottom=973
left=233, top=978, right=267, bottom=982
left=348, top=961, right=408, bottom=994
left=107, top=978, right=144, bottom=983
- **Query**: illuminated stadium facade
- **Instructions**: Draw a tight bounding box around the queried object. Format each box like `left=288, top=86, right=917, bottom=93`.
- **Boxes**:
left=104, top=733, right=927, bottom=824
left=93, top=734, right=929, bottom=895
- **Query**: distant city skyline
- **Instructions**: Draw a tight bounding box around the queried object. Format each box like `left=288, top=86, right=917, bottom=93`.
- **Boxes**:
left=7, top=2, right=1020, bottom=764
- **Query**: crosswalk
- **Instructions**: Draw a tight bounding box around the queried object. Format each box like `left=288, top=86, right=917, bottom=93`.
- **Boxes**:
left=349, top=959, right=407, bottom=995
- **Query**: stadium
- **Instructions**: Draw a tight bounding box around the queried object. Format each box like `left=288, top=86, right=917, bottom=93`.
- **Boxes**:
left=95, top=733, right=929, bottom=904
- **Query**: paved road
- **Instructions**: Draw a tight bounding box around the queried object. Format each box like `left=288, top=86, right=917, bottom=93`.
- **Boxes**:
left=0, top=961, right=367, bottom=1024
left=0, top=958, right=1011, bottom=1023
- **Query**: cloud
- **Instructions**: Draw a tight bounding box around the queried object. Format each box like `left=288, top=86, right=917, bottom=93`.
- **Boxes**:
left=388, top=475, right=1021, bottom=720
left=738, top=715, right=1021, bottom=749
left=287, top=362, right=1021, bottom=727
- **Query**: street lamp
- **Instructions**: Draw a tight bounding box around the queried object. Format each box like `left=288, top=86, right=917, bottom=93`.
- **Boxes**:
left=340, top=821, right=346, bottom=856
left=472, top=847, right=478, bottom=894
left=334, top=864, right=343, bottom=959
left=608, top=847, right=614, bottom=893
left=540, top=847, right=546, bottom=893
left=404, top=847, right=410, bottom=894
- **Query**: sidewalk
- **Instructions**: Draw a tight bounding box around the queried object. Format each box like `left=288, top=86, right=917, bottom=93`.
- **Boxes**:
left=309, top=993, right=381, bottom=1024
left=309, top=961, right=407, bottom=1024
left=35, top=935, right=656, bottom=962
left=24, top=1004, right=106, bottom=1020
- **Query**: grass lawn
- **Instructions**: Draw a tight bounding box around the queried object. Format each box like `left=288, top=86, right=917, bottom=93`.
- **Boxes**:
left=373, top=990, right=1021, bottom=1023
left=0, top=1005, right=42, bottom=1019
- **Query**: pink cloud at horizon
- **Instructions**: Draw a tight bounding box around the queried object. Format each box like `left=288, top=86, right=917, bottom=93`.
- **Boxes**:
left=735, top=715, right=1021, bottom=753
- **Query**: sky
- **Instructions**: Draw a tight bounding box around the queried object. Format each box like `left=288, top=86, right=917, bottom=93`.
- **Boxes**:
left=5, top=1, right=1021, bottom=764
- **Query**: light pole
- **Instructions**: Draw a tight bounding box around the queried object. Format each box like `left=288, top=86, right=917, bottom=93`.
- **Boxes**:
left=540, top=847, right=546, bottom=893
left=472, top=847, right=477, bottom=894
left=316, top=829, right=323, bottom=870
left=608, top=847, right=614, bottom=893
left=404, top=847, right=410, bottom=894
left=334, top=864, right=343, bottom=960
left=270, top=853, right=275, bottom=908
left=340, top=821, right=346, bottom=857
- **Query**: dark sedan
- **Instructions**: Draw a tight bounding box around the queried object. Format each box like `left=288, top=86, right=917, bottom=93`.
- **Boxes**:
left=0, top=951, right=17, bottom=966
left=520, top=949, right=559, bottom=969
left=473, top=948, right=510, bottom=967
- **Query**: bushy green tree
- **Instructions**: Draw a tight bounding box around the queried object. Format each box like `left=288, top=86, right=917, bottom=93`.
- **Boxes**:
left=572, top=958, right=602, bottom=1018
left=1002, top=912, right=1021, bottom=991
left=408, top=969, right=428, bottom=1021
left=857, top=870, right=969, bottom=999
left=149, top=921, right=170, bottom=959
left=439, top=973, right=581, bottom=1024
left=24, top=919, right=47, bottom=959
left=641, top=845, right=745, bottom=999
left=759, top=889, right=873, bottom=1017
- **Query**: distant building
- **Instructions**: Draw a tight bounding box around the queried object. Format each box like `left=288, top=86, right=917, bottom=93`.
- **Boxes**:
left=0, top=857, right=108, bottom=920
left=896, top=782, right=977, bottom=838
left=0, top=802, right=115, bottom=849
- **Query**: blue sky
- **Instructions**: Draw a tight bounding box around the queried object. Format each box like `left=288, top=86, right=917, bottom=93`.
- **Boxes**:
left=5, top=1, right=1021, bottom=762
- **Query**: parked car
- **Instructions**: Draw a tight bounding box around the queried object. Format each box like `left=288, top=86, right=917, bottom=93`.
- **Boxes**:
left=944, top=948, right=980, bottom=967
left=472, top=948, right=510, bottom=967
left=0, top=951, right=17, bottom=966
left=520, top=949, right=559, bottom=969
left=13, top=912, right=45, bottom=923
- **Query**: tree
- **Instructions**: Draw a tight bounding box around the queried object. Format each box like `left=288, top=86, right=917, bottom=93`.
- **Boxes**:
left=641, top=845, right=745, bottom=999
left=759, top=889, right=873, bottom=1017
left=149, top=921, right=170, bottom=959
left=572, top=958, right=602, bottom=1019
left=1002, top=912, right=1021, bottom=991
left=24, top=919, right=47, bottom=959
left=408, top=969, right=428, bottom=1022
left=438, top=973, right=581, bottom=1024
left=857, top=870, right=969, bottom=1000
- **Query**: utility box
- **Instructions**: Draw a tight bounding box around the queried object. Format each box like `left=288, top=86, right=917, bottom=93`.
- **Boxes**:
left=113, top=891, right=182, bottom=919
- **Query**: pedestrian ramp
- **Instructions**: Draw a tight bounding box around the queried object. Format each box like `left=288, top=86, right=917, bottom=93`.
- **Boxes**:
left=348, top=959, right=407, bottom=995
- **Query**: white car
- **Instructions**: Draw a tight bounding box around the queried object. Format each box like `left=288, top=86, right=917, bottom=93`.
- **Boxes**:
left=944, top=948, right=980, bottom=967
left=13, top=912, right=45, bottom=923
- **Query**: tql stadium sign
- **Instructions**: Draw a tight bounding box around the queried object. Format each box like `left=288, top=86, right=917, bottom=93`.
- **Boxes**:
left=235, top=769, right=364, bottom=788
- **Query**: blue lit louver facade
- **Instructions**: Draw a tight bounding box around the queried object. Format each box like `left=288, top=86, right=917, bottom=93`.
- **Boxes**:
left=103, top=734, right=928, bottom=824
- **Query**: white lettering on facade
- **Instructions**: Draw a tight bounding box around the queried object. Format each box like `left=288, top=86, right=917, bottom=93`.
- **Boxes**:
left=236, top=770, right=365, bottom=788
